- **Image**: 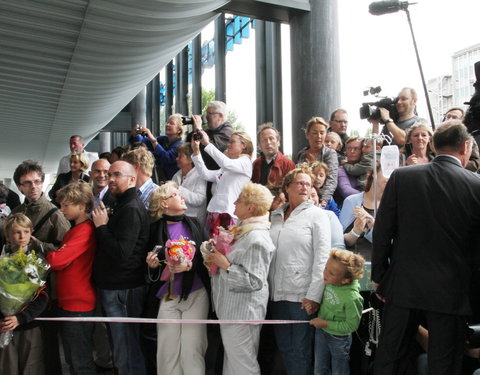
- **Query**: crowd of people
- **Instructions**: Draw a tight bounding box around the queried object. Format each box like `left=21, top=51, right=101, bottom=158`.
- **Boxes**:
left=0, top=93, right=480, bottom=375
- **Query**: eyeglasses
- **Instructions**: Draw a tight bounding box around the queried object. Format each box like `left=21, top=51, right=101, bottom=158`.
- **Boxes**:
left=107, top=172, right=134, bottom=179
left=206, top=111, right=219, bottom=116
left=333, top=120, right=348, bottom=124
left=346, top=147, right=361, bottom=152
left=228, top=139, right=242, bottom=144
left=166, top=192, right=179, bottom=199
left=290, top=181, right=312, bottom=188
left=19, top=179, right=43, bottom=187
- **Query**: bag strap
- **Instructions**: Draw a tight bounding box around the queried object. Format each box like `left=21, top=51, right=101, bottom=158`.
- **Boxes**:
left=33, top=207, right=58, bottom=234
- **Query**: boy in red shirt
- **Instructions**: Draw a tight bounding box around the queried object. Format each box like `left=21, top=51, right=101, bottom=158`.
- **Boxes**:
left=46, top=181, right=97, bottom=375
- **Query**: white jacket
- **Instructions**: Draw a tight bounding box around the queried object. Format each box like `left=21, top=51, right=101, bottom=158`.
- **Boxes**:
left=172, top=167, right=207, bottom=226
left=192, top=143, right=252, bottom=217
left=269, top=200, right=331, bottom=303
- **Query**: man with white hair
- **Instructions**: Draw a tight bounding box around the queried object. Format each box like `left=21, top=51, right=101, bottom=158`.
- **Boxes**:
left=57, top=135, right=98, bottom=174
left=191, top=100, right=233, bottom=170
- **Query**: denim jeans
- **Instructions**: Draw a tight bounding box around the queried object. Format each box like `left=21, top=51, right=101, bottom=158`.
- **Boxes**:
left=58, top=307, right=97, bottom=375
left=99, top=285, right=147, bottom=375
left=270, top=301, right=314, bottom=375
left=314, top=329, right=352, bottom=375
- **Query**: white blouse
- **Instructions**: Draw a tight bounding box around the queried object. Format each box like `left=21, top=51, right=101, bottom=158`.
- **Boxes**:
left=192, top=143, right=252, bottom=217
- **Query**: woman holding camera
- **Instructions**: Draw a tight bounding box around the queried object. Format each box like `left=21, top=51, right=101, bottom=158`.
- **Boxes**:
left=130, top=114, right=184, bottom=180
left=339, top=163, right=388, bottom=261
left=191, top=130, right=253, bottom=236
left=145, top=181, right=210, bottom=375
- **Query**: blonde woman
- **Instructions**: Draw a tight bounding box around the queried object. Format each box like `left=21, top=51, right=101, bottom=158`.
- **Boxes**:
left=203, top=182, right=275, bottom=375
left=192, top=130, right=253, bottom=236
left=145, top=182, right=210, bottom=375
left=401, top=123, right=435, bottom=166
left=49, top=152, right=90, bottom=206
left=130, top=114, right=185, bottom=180
left=294, top=117, right=339, bottom=202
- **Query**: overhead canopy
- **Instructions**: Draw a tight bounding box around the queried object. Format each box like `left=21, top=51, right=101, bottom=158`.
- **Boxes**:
left=0, top=0, right=229, bottom=178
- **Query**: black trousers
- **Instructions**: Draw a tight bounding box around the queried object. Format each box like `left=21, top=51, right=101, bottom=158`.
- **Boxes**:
left=374, top=301, right=466, bottom=375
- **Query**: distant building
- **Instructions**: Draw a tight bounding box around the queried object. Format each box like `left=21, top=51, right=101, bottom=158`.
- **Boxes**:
left=452, top=43, right=480, bottom=108
left=427, top=43, right=480, bottom=124
left=427, top=75, right=453, bottom=124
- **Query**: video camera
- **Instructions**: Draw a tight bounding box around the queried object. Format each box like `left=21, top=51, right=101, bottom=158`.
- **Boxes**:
left=359, top=86, right=399, bottom=122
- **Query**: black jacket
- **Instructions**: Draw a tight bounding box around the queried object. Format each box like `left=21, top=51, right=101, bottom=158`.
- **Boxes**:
left=93, top=187, right=150, bottom=290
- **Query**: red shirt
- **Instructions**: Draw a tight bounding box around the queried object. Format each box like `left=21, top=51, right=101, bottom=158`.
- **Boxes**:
left=47, top=220, right=96, bottom=312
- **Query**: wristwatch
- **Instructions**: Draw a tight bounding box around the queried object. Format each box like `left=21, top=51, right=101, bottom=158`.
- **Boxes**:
left=385, top=118, right=394, bottom=124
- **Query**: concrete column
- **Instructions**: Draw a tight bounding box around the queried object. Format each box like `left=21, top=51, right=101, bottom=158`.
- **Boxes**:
left=290, top=0, right=340, bottom=156
left=99, top=132, right=111, bottom=154
left=131, top=87, right=147, bottom=127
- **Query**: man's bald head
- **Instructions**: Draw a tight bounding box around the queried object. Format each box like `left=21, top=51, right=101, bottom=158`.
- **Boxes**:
left=108, top=161, right=137, bottom=195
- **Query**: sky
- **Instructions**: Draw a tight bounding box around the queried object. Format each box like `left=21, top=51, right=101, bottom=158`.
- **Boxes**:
left=199, top=0, right=480, bottom=155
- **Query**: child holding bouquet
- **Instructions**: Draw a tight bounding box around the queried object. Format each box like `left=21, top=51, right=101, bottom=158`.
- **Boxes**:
left=310, top=248, right=365, bottom=375
left=46, top=181, right=97, bottom=375
left=0, top=213, right=48, bottom=375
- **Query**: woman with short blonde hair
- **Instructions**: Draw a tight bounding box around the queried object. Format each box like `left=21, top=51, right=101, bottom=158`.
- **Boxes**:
left=146, top=182, right=210, bottom=375
left=49, top=152, right=90, bottom=206
left=203, top=182, right=275, bottom=374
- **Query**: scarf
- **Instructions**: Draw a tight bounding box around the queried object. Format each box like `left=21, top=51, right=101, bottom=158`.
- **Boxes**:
left=229, top=213, right=271, bottom=241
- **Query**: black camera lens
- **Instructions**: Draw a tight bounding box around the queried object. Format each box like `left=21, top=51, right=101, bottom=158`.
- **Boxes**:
left=182, top=116, right=194, bottom=125
left=192, top=130, right=202, bottom=141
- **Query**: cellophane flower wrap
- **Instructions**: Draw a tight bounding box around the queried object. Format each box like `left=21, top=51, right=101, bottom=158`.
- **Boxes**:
left=0, top=248, right=50, bottom=348
left=160, top=236, right=196, bottom=281
left=208, top=226, right=235, bottom=276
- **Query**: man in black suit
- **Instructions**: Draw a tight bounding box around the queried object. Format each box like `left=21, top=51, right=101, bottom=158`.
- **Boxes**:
left=372, top=120, right=480, bottom=375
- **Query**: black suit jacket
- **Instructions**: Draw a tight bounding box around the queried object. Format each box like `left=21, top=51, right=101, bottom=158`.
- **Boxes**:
left=372, top=155, right=480, bottom=315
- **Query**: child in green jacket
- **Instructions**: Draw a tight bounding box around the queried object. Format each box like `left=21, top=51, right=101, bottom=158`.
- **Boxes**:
left=310, top=248, right=365, bottom=375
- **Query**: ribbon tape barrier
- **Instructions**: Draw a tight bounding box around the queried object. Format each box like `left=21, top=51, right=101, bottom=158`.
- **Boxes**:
left=36, top=308, right=374, bottom=325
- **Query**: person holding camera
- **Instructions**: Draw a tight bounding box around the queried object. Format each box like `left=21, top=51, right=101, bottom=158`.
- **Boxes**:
left=372, top=87, right=426, bottom=146
left=189, top=100, right=234, bottom=171
left=130, top=114, right=184, bottom=180
left=191, top=129, right=253, bottom=236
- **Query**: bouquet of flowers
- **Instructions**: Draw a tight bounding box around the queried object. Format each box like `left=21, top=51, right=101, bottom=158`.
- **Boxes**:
left=160, top=236, right=196, bottom=300
left=0, top=248, right=50, bottom=347
left=200, top=226, right=235, bottom=275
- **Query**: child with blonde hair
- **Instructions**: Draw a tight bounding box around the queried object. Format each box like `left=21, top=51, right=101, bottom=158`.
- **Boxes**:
left=310, top=248, right=365, bottom=375
left=0, top=213, right=48, bottom=374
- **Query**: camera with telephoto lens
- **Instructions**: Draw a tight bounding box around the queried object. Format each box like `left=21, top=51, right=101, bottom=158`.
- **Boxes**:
left=359, top=86, right=399, bottom=122
left=182, top=114, right=207, bottom=125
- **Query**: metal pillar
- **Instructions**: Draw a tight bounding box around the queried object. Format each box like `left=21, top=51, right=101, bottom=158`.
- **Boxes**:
left=255, top=21, right=283, bottom=137
left=175, top=47, right=189, bottom=115
left=290, top=0, right=340, bottom=156
left=165, top=61, right=174, bottom=120
left=151, top=73, right=160, bottom=135
left=215, top=14, right=227, bottom=102
left=192, top=34, right=202, bottom=114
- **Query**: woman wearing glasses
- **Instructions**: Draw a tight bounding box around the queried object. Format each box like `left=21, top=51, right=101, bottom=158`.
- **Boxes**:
left=269, top=165, right=331, bottom=375
left=145, top=181, right=210, bottom=375
left=191, top=130, right=253, bottom=236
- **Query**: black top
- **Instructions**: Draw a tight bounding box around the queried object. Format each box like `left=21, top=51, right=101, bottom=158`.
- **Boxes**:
left=93, top=187, right=150, bottom=290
